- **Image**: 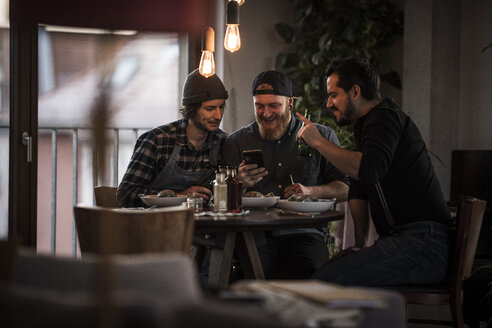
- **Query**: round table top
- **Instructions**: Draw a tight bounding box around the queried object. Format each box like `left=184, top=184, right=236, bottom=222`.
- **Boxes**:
left=194, top=208, right=344, bottom=233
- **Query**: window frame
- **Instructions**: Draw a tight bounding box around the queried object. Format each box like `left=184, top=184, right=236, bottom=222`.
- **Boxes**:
left=9, top=0, right=208, bottom=246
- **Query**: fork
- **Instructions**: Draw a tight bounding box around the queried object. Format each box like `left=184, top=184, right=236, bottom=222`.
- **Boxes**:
left=274, top=208, right=318, bottom=217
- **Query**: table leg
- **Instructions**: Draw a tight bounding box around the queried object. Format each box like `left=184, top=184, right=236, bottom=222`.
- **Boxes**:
left=191, top=235, right=217, bottom=269
left=208, top=231, right=236, bottom=289
left=236, top=231, right=265, bottom=280
left=190, top=245, right=206, bottom=269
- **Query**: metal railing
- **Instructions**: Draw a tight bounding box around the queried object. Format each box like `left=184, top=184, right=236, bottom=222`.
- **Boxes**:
left=0, top=125, right=150, bottom=256
left=43, top=126, right=146, bottom=256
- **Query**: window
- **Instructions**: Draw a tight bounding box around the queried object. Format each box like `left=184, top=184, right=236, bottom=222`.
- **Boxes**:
left=37, top=26, right=187, bottom=254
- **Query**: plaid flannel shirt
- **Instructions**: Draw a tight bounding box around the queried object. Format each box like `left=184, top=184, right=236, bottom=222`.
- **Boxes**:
left=117, top=119, right=227, bottom=207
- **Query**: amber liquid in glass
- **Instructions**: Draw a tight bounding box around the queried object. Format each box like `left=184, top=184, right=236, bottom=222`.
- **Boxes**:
left=226, top=166, right=242, bottom=212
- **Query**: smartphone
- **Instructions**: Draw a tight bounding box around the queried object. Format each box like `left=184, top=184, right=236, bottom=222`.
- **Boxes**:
left=243, top=149, right=265, bottom=168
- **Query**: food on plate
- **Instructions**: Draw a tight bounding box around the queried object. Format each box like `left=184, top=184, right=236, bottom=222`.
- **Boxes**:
left=244, top=191, right=263, bottom=198
left=244, top=191, right=276, bottom=198
left=157, top=189, right=177, bottom=198
left=286, top=194, right=319, bottom=202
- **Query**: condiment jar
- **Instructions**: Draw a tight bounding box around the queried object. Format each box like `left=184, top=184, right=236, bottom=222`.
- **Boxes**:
left=187, top=194, right=203, bottom=213
left=213, top=171, right=228, bottom=213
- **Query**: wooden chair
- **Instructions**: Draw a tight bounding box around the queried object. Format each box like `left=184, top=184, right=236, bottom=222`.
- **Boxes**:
left=74, top=205, right=195, bottom=256
left=12, top=249, right=203, bottom=301
left=94, top=186, right=120, bottom=208
left=389, top=196, right=487, bottom=327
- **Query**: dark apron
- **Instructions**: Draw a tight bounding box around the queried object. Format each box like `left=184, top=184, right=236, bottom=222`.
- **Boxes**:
left=148, top=138, right=221, bottom=192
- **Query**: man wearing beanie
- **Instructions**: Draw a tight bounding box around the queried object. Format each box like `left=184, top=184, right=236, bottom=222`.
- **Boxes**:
left=220, top=70, right=349, bottom=279
left=117, top=69, right=228, bottom=207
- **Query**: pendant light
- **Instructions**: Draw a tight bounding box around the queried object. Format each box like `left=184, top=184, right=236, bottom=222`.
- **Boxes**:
left=224, top=1, right=241, bottom=53
left=230, top=0, right=245, bottom=5
left=199, top=27, right=215, bottom=78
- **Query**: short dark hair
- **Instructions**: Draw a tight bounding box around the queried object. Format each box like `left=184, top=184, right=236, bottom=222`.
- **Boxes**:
left=179, top=102, right=201, bottom=119
left=325, top=57, right=381, bottom=101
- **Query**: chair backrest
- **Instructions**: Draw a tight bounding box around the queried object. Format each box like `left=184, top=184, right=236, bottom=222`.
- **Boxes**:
left=12, top=248, right=202, bottom=301
left=94, top=186, right=120, bottom=207
left=451, top=196, right=487, bottom=285
left=74, top=205, right=194, bottom=255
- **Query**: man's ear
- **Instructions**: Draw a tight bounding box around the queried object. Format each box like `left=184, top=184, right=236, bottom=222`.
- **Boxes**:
left=352, top=85, right=361, bottom=101
left=288, top=97, right=294, bottom=110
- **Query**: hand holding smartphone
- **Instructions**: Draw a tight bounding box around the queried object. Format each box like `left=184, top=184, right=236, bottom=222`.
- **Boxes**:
left=243, top=149, right=265, bottom=168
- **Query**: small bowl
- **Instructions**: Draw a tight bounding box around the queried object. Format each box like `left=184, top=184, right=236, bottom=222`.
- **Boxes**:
left=140, top=195, right=187, bottom=207
left=277, top=198, right=336, bottom=213
left=242, top=196, right=280, bottom=208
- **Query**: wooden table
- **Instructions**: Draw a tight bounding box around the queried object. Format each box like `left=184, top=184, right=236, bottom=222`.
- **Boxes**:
left=193, top=208, right=344, bottom=289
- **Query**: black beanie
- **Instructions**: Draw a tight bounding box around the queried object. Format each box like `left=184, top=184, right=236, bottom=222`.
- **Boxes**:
left=182, top=69, right=228, bottom=106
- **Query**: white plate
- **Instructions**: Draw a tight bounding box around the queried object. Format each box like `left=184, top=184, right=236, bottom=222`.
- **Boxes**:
left=140, top=195, right=187, bottom=207
left=242, top=196, right=280, bottom=208
left=278, top=198, right=336, bottom=213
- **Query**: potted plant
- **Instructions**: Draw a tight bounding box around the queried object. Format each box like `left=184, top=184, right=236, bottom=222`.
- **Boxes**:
left=274, top=0, right=403, bottom=150
left=273, top=0, right=403, bottom=255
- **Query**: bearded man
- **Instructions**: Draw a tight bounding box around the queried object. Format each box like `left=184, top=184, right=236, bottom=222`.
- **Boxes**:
left=220, top=70, right=348, bottom=279
left=297, top=57, right=451, bottom=286
left=118, top=69, right=228, bottom=207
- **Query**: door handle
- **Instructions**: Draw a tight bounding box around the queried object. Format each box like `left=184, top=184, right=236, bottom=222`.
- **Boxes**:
left=22, top=132, right=32, bottom=163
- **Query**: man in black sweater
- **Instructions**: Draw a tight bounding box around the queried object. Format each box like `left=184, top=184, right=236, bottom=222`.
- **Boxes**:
left=298, top=57, right=451, bottom=286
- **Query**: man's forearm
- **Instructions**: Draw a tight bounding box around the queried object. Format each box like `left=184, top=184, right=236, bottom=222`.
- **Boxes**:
left=349, top=199, right=370, bottom=248
left=117, top=184, right=143, bottom=207
left=117, top=180, right=153, bottom=207
left=312, top=138, right=362, bottom=180
left=307, top=181, right=349, bottom=202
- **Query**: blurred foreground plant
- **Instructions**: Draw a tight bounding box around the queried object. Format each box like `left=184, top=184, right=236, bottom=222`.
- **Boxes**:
left=90, top=35, right=122, bottom=186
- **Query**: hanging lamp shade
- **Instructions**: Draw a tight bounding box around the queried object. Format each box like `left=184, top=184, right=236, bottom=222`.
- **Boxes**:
left=229, top=0, right=245, bottom=6
left=224, top=1, right=241, bottom=52
left=199, top=26, right=216, bottom=77
left=202, top=26, right=215, bottom=52
left=226, top=1, right=239, bottom=25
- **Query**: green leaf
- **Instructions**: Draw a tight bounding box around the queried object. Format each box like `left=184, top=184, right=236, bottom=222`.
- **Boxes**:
left=318, top=33, right=333, bottom=52
left=311, top=52, right=324, bottom=65
left=482, top=43, right=492, bottom=53
left=310, top=76, right=320, bottom=91
left=304, top=2, right=313, bottom=17
left=274, top=0, right=403, bottom=149
left=274, top=23, right=294, bottom=43
left=285, top=53, right=300, bottom=67
left=275, top=53, right=288, bottom=69
left=275, top=53, right=299, bottom=69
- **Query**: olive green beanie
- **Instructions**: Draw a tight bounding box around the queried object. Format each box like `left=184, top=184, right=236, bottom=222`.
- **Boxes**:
left=182, top=69, right=228, bottom=106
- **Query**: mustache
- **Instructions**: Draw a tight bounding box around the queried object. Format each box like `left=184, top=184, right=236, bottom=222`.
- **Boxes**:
left=258, top=114, right=280, bottom=121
